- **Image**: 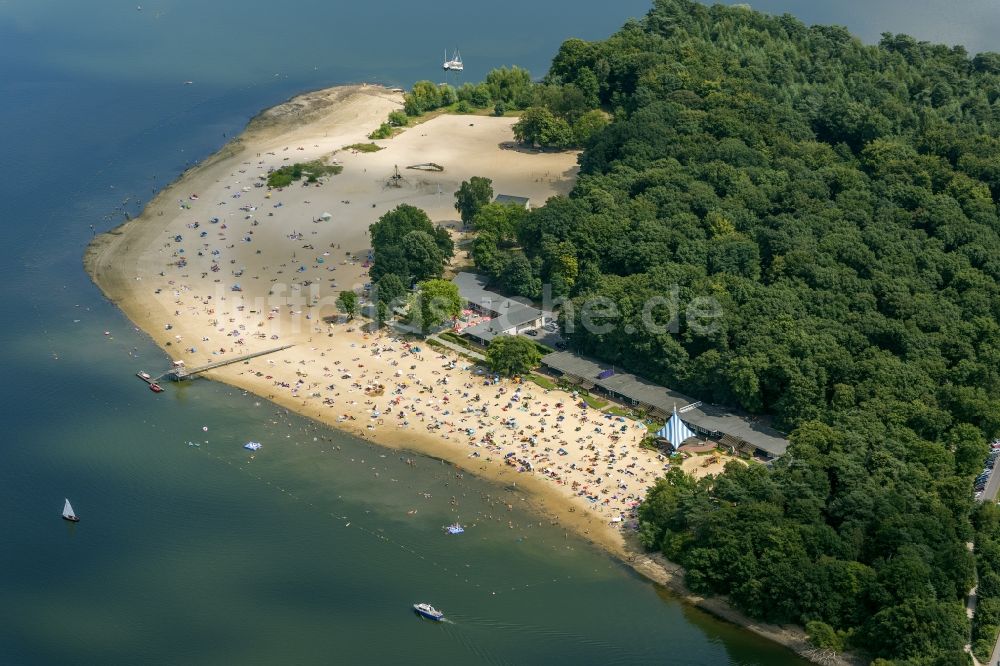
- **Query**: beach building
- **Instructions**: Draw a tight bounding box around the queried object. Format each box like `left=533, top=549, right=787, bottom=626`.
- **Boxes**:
left=452, top=272, right=549, bottom=344
left=540, top=351, right=788, bottom=459
left=494, top=194, right=531, bottom=210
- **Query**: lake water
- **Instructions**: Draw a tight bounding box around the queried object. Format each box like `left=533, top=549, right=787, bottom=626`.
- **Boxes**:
left=2, top=1, right=989, bottom=663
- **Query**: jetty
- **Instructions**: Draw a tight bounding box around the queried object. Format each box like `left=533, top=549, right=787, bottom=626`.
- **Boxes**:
left=149, top=344, right=294, bottom=382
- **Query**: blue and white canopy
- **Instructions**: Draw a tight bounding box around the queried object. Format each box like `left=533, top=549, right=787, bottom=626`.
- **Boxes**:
left=656, top=406, right=696, bottom=450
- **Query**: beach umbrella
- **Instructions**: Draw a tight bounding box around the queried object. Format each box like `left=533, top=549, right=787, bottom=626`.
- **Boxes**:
left=319, top=212, right=332, bottom=220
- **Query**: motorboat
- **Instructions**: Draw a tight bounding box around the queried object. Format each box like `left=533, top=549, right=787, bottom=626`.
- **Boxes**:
left=444, top=522, right=465, bottom=535
left=413, top=603, right=444, bottom=621
left=62, top=499, right=80, bottom=523
left=149, top=382, right=163, bottom=393
left=442, top=49, right=463, bottom=71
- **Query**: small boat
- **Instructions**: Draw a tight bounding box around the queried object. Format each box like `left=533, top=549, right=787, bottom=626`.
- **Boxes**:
left=413, top=603, right=444, bottom=621
left=136, top=371, right=151, bottom=381
left=149, top=382, right=163, bottom=393
left=444, top=523, right=465, bottom=535
left=62, top=498, right=80, bottom=523
left=442, top=49, right=463, bottom=72
left=244, top=441, right=262, bottom=451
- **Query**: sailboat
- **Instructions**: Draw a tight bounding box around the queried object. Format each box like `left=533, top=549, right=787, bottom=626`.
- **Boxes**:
left=62, top=498, right=80, bottom=523
left=442, top=49, right=463, bottom=72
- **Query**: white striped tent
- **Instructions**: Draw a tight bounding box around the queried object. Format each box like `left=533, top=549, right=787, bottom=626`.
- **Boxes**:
left=656, top=406, right=696, bottom=451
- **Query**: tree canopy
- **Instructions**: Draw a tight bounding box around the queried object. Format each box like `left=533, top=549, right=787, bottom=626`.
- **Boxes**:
left=410, top=279, right=462, bottom=333
left=335, top=290, right=358, bottom=319
left=369, top=204, right=453, bottom=285
left=468, top=0, right=1000, bottom=660
left=454, top=177, right=494, bottom=226
left=485, top=335, right=543, bottom=376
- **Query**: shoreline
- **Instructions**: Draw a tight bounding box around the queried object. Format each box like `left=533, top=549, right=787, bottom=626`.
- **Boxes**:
left=84, top=82, right=849, bottom=666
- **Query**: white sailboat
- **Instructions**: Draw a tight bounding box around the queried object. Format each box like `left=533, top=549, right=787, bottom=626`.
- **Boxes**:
left=62, top=498, right=80, bottom=523
left=442, top=49, right=463, bottom=72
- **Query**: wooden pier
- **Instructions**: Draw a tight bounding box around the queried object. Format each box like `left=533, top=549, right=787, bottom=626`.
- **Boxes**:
left=151, top=344, right=294, bottom=382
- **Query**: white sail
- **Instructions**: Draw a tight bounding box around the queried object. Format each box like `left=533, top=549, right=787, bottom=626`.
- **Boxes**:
left=62, top=499, right=75, bottom=518
left=442, top=49, right=463, bottom=71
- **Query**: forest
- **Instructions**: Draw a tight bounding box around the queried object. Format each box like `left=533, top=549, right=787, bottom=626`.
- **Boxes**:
left=463, top=0, right=1000, bottom=662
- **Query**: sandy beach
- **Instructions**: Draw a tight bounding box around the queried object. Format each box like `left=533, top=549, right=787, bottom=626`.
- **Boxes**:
left=85, top=83, right=826, bottom=663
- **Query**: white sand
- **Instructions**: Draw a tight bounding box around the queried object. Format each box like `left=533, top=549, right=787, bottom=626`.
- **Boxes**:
left=86, top=84, right=739, bottom=554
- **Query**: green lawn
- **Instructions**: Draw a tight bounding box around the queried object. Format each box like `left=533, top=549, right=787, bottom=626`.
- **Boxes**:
left=579, top=393, right=608, bottom=409
left=527, top=374, right=558, bottom=390
left=341, top=142, right=382, bottom=153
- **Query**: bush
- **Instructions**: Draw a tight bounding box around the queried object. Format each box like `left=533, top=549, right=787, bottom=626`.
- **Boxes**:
left=343, top=142, right=382, bottom=153
left=387, top=110, right=408, bottom=127
left=368, top=123, right=393, bottom=140
left=974, top=636, right=995, bottom=663
left=806, top=621, right=844, bottom=652
left=267, top=160, right=341, bottom=188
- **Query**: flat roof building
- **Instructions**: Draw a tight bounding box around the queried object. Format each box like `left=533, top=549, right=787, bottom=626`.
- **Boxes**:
left=453, top=272, right=549, bottom=344
left=494, top=194, right=531, bottom=210
left=541, top=351, right=788, bottom=459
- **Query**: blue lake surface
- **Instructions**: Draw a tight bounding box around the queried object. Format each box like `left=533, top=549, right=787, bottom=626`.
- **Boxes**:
left=2, top=1, right=990, bottom=663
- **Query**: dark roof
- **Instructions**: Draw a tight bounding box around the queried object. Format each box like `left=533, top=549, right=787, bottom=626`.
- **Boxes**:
left=462, top=321, right=504, bottom=343
left=541, top=351, right=788, bottom=457
left=453, top=272, right=539, bottom=315
left=463, top=304, right=544, bottom=342
left=453, top=272, right=496, bottom=310
left=494, top=194, right=530, bottom=207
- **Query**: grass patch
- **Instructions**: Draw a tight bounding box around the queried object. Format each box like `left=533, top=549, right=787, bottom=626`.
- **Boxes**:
left=583, top=395, right=608, bottom=409
left=527, top=374, right=559, bottom=390
left=403, top=103, right=519, bottom=128
left=439, top=331, right=474, bottom=349
left=342, top=142, right=383, bottom=153
left=267, top=160, right=342, bottom=188
left=606, top=406, right=637, bottom=419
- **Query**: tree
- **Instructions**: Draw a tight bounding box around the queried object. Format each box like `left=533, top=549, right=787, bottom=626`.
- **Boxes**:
left=805, top=621, right=844, bottom=652
left=486, top=335, right=542, bottom=376
left=472, top=201, right=525, bottom=242
left=387, top=110, right=408, bottom=127
left=454, top=176, right=494, bottom=225
left=369, top=204, right=453, bottom=283
left=411, top=279, right=462, bottom=333
left=335, top=290, right=358, bottom=320
left=401, top=230, right=446, bottom=282
left=375, top=273, right=407, bottom=308
left=572, top=109, right=609, bottom=146
left=484, top=66, right=533, bottom=107
left=403, top=80, right=443, bottom=116
left=500, top=253, right=540, bottom=298
left=513, top=106, right=573, bottom=149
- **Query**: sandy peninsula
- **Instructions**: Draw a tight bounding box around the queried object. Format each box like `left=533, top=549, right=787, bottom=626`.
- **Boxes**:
left=86, top=84, right=833, bottom=664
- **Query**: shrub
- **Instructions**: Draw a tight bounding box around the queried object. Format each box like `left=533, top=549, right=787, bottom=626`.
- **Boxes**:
left=368, top=123, right=393, bottom=140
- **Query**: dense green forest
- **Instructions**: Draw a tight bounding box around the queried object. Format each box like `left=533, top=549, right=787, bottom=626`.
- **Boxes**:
left=465, top=0, right=1000, bottom=662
